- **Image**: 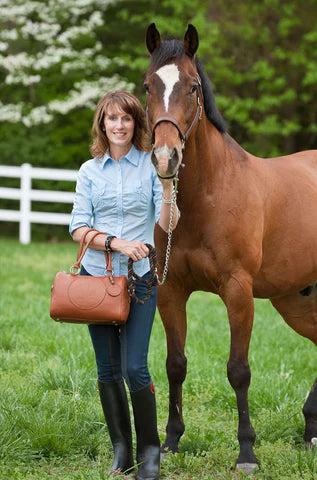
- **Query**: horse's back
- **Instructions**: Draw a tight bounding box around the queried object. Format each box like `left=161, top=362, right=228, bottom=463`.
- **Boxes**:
left=263, top=149, right=317, bottom=177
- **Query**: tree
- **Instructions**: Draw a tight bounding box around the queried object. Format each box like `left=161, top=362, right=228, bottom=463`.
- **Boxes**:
left=0, top=0, right=134, bottom=169
left=206, top=0, right=317, bottom=156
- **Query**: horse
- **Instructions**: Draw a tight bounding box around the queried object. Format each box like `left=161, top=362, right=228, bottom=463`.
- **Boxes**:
left=144, top=23, right=317, bottom=474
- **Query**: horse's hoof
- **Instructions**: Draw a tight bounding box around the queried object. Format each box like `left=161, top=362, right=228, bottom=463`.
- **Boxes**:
left=236, top=463, right=258, bottom=474
left=160, top=451, right=166, bottom=462
left=160, top=443, right=178, bottom=455
left=305, top=437, right=317, bottom=449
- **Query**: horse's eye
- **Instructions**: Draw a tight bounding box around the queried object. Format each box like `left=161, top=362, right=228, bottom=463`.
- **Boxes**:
left=189, top=85, right=198, bottom=94
left=144, top=83, right=150, bottom=94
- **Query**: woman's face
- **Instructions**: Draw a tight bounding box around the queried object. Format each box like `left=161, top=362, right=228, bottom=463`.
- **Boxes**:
left=103, top=107, right=135, bottom=150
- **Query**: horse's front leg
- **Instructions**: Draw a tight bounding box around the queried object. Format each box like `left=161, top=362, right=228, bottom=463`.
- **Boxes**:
left=221, top=273, right=258, bottom=474
left=158, top=284, right=189, bottom=454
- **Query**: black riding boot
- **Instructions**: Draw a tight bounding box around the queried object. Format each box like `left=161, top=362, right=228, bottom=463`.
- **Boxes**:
left=131, top=384, right=160, bottom=480
left=98, top=380, right=134, bottom=475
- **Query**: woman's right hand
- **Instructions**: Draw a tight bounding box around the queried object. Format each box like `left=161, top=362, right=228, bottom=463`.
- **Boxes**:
left=110, top=238, right=149, bottom=262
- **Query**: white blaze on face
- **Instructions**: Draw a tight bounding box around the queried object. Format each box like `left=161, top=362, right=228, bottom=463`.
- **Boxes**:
left=155, top=64, right=180, bottom=112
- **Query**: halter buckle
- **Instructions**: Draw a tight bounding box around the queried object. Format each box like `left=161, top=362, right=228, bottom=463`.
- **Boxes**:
left=198, top=97, right=203, bottom=121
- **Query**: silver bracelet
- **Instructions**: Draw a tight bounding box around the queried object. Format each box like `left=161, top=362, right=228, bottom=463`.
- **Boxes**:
left=162, top=193, right=172, bottom=204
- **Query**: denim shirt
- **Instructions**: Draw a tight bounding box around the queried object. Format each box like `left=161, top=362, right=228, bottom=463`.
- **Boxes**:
left=69, top=145, right=162, bottom=277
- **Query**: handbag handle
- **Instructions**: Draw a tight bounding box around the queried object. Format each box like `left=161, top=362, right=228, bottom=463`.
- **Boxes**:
left=71, top=228, right=112, bottom=274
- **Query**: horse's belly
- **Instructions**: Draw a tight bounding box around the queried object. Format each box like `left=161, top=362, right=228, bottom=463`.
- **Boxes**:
left=254, top=249, right=317, bottom=298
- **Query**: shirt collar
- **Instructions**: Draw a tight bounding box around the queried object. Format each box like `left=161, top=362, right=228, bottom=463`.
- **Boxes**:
left=99, top=144, right=139, bottom=168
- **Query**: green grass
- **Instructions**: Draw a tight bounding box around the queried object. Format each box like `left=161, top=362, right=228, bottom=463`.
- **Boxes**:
left=0, top=239, right=316, bottom=479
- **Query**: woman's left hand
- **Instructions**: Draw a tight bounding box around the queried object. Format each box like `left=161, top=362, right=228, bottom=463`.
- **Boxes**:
left=110, top=238, right=149, bottom=261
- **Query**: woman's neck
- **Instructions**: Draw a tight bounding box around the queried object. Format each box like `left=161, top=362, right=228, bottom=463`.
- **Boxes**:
left=109, top=143, right=132, bottom=162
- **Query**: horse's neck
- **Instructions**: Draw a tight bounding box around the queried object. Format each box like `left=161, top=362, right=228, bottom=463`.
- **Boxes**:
left=182, top=121, right=228, bottom=181
left=179, top=120, right=248, bottom=204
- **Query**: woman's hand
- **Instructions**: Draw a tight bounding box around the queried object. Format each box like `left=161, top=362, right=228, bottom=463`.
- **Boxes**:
left=110, top=238, right=149, bottom=261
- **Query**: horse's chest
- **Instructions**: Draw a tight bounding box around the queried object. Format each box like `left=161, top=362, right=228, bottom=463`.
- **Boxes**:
left=170, top=247, right=219, bottom=293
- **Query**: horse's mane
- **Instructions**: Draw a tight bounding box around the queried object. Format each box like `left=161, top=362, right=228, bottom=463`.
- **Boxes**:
left=149, top=37, right=227, bottom=133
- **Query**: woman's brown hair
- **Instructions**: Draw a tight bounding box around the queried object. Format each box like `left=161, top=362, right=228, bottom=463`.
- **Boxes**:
left=90, top=91, right=150, bottom=158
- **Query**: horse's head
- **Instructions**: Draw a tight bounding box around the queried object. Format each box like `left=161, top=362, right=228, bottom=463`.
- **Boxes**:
left=145, top=23, right=202, bottom=179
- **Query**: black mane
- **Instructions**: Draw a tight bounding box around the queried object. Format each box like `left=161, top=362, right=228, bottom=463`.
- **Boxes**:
left=149, top=38, right=227, bottom=133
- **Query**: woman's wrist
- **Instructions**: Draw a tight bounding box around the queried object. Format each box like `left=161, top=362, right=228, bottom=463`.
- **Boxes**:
left=108, top=237, right=122, bottom=252
left=161, top=183, right=174, bottom=203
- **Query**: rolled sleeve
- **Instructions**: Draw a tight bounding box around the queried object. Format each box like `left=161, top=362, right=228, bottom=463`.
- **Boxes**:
left=152, top=171, right=163, bottom=223
left=69, top=166, right=93, bottom=234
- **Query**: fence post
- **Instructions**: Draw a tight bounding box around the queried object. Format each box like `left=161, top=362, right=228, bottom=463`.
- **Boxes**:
left=20, top=163, right=32, bottom=244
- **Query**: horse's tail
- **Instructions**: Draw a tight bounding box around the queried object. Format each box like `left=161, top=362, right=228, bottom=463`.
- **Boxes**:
left=270, top=287, right=317, bottom=345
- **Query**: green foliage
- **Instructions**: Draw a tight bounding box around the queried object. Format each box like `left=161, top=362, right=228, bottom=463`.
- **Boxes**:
left=2, top=0, right=317, bottom=161
left=0, top=240, right=317, bottom=478
left=207, top=0, right=317, bottom=156
left=121, top=0, right=317, bottom=156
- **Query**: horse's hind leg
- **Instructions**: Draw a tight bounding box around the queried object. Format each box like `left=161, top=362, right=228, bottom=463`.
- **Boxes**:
left=270, top=292, right=317, bottom=448
left=303, top=378, right=317, bottom=447
left=157, top=284, right=189, bottom=454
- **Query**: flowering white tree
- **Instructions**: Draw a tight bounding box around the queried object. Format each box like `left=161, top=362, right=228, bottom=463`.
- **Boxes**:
left=0, top=0, right=134, bottom=129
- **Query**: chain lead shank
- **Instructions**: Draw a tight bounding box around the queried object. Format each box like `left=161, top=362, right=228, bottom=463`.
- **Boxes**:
left=156, top=178, right=178, bottom=285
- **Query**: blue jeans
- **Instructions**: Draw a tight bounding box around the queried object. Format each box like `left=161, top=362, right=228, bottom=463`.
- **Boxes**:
left=80, top=266, right=157, bottom=392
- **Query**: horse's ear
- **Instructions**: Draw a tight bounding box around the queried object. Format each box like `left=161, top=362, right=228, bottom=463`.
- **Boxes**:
left=146, top=23, right=161, bottom=54
left=184, top=24, right=199, bottom=57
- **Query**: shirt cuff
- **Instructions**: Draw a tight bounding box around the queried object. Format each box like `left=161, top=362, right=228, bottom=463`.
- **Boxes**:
left=69, top=215, right=91, bottom=235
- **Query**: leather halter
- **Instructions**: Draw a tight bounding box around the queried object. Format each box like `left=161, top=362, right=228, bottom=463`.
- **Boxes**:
left=146, top=75, right=203, bottom=150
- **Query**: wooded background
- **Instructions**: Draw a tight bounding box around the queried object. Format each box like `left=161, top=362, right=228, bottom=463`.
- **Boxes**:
left=1, top=0, right=317, bottom=239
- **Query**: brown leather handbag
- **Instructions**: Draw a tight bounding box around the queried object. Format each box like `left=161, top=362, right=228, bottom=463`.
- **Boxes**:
left=50, top=229, right=130, bottom=325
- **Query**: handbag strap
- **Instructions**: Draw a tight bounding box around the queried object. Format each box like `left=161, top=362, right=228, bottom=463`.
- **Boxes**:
left=127, top=244, right=158, bottom=305
left=77, top=227, right=97, bottom=260
left=71, top=228, right=112, bottom=274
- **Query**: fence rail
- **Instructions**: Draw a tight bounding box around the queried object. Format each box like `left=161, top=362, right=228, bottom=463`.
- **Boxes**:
left=0, top=163, right=77, bottom=244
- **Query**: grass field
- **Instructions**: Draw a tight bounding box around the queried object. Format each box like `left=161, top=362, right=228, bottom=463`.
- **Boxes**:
left=0, top=239, right=316, bottom=479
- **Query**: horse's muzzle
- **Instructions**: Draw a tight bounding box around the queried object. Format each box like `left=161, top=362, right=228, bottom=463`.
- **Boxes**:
left=151, top=146, right=181, bottom=178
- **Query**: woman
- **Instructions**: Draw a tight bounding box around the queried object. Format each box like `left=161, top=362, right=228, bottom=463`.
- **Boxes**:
left=69, top=91, right=179, bottom=480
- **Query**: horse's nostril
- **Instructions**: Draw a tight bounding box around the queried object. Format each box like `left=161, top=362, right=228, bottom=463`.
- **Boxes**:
left=170, top=148, right=179, bottom=167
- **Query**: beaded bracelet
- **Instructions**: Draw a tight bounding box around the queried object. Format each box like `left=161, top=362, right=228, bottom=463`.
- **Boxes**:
left=105, top=235, right=117, bottom=254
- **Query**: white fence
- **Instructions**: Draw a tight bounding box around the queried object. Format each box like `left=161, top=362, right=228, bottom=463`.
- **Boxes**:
left=0, top=163, right=77, bottom=244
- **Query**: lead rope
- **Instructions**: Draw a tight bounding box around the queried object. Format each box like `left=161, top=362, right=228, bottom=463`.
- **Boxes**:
left=128, top=244, right=158, bottom=304
left=156, top=176, right=178, bottom=285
